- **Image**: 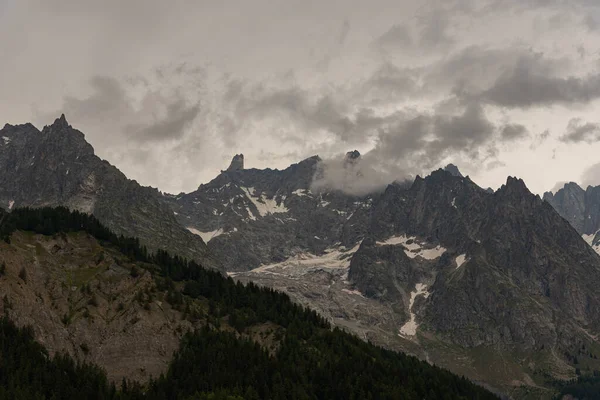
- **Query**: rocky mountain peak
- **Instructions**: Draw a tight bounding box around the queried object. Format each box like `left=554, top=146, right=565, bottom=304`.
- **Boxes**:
left=226, top=154, right=244, bottom=172
left=46, top=114, right=71, bottom=131
left=39, top=115, right=95, bottom=158
left=501, top=176, right=528, bottom=192
left=496, top=176, right=541, bottom=207
left=443, top=163, right=463, bottom=178
left=544, top=180, right=594, bottom=234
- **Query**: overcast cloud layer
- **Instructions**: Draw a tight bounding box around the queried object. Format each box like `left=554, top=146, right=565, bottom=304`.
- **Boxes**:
left=2, top=0, right=600, bottom=194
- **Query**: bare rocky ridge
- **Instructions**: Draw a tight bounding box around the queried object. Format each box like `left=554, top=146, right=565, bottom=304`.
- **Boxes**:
left=2, top=115, right=600, bottom=397
left=0, top=229, right=284, bottom=384
left=169, top=155, right=600, bottom=396
left=544, top=182, right=600, bottom=253
left=0, top=231, right=186, bottom=382
left=226, top=154, right=244, bottom=172
left=163, top=153, right=374, bottom=272
left=0, top=116, right=222, bottom=272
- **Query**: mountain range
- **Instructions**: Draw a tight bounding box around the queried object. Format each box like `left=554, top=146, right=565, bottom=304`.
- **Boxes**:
left=0, top=116, right=221, bottom=271
left=544, top=183, right=600, bottom=254
left=2, top=115, right=600, bottom=398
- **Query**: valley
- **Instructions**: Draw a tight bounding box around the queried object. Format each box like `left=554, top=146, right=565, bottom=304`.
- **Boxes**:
left=2, top=117, right=600, bottom=398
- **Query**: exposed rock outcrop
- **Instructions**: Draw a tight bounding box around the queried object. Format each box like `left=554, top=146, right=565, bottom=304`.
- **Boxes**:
left=226, top=154, right=244, bottom=172
left=0, top=116, right=222, bottom=271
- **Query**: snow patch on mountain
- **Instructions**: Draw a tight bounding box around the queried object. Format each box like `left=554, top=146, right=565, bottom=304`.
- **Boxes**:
left=341, top=288, right=365, bottom=297
left=399, top=283, right=429, bottom=337
left=1, top=136, right=10, bottom=145
left=583, top=231, right=600, bottom=254
left=292, top=189, right=312, bottom=197
left=187, top=227, right=224, bottom=243
left=377, top=235, right=447, bottom=260
left=455, top=254, right=467, bottom=269
left=8, top=200, right=14, bottom=210
left=241, top=187, right=288, bottom=217
left=247, top=243, right=362, bottom=278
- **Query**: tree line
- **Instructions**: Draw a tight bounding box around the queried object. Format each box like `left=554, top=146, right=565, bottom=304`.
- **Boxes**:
left=0, top=206, right=499, bottom=399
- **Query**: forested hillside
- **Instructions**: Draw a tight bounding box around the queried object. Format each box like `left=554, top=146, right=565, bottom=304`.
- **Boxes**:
left=0, top=206, right=498, bottom=399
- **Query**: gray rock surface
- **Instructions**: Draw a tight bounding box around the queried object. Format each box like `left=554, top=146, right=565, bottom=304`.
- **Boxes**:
left=544, top=181, right=600, bottom=249
left=163, top=154, right=375, bottom=271
left=3, top=114, right=600, bottom=393
left=0, top=116, right=222, bottom=271
left=226, top=154, right=244, bottom=172
left=443, top=163, right=464, bottom=178
left=173, top=157, right=600, bottom=392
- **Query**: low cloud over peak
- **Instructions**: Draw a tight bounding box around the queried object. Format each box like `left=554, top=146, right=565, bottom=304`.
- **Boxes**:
left=2, top=0, right=600, bottom=195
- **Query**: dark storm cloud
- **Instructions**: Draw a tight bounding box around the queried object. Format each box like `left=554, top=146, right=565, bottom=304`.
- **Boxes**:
left=63, top=76, right=133, bottom=123
left=60, top=75, right=200, bottom=143
left=361, top=62, right=420, bottom=101
left=500, top=123, right=529, bottom=140
left=560, top=118, right=600, bottom=143
left=235, top=87, right=352, bottom=137
left=7, top=0, right=600, bottom=196
left=373, top=24, right=413, bottom=49
left=312, top=102, right=504, bottom=195
left=226, top=82, right=398, bottom=145
left=370, top=102, right=497, bottom=170
left=424, top=46, right=561, bottom=98
left=482, top=57, right=600, bottom=108
left=126, top=99, right=200, bottom=141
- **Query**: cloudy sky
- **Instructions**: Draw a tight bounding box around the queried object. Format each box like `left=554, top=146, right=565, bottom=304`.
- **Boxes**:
left=2, top=0, right=600, bottom=194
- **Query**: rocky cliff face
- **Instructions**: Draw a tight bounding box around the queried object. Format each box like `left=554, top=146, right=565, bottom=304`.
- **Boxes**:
left=164, top=153, right=375, bottom=271
left=0, top=116, right=221, bottom=271
left=3, top=114, right=600, bottom=395
left=172, top=156, right=600, bottom=395
left=226, top=154, right=244, bottom=172
left=544, top=182, right=600, bottom=253
left=0, top=231, right=186, bottom=383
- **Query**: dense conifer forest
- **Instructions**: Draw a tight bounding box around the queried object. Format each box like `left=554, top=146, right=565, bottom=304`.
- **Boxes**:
left=0, top=207, right=500, bottom=399
left=555, top=374, right=600, bottom=400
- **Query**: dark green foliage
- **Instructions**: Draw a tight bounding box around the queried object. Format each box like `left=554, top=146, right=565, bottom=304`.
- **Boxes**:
left=88, top=295, right=99, bottom=307
left=130, top=266, right=140, bottom=278
left=18, top=266, right=27, bottom=282
left=146, top=324, right=498, bottom=400
left=228, top=308, right=258, bottom=332
left=0, top=206, right=499, bottom=399
left=0, top=316, right=143, bottom=400
left=80, top=342, right=90, bottom=355
left=2, top=295, right=11, bottom=314
left=556, top=375, right=600, bottom=399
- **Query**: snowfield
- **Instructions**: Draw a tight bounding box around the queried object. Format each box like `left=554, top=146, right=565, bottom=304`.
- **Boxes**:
left=377, top=235, right=447, bottom=260
left=241, top=187, right=288, bottom=217
left=455, top=254, right=467, bottom=269
left=186, top=227, right=224, bottom=243
left=399, top=283, right=429, bottom=337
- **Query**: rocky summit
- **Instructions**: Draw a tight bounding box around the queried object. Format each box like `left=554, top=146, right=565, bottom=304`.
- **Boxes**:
left=226, top=153, right=244, bottom=172
left=0, top=116, right=222, bottom=271
left=544, top=182, right=600, bottom=253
